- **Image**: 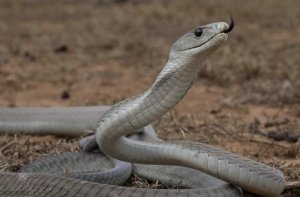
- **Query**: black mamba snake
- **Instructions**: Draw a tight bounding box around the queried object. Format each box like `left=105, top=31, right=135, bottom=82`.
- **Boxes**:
left=0, top=20, right=285, bottom=196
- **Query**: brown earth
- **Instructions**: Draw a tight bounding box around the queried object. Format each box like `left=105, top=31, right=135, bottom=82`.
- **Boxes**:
left=0, top=0, right=299, bottom=196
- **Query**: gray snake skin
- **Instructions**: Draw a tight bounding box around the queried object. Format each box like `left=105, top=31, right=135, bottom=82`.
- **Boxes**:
left=0, top=21, right=285, bottom=196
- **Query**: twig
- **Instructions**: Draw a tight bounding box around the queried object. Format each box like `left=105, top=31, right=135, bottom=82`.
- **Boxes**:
left=241, top=132, right=289, bottom=148
left=285, top=181, right=300, bottom=189
left=0, top=141, right=16, bottom=155
left=197, top=123, right=240, bottom=140
left=179, top=129, right=186, bottom=138
left=249, top=139, right=288, bottom=149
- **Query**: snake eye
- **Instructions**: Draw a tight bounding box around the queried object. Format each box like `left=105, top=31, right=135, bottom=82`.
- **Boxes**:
left=194, top=28, right=203, bottom=37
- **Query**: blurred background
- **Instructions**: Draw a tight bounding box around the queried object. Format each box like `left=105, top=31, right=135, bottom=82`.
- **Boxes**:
left=0, top=0, right=299, bottom=196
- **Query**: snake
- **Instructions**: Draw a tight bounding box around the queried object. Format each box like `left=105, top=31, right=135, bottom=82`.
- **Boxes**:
left=0, top=19, right=285, bottom=197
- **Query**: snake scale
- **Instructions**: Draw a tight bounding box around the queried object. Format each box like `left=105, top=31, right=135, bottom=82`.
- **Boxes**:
left=0, top=20, right=285, bottom=196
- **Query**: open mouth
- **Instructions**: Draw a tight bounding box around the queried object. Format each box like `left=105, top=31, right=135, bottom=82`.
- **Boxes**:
left=222, top=17, right=234, bottom=33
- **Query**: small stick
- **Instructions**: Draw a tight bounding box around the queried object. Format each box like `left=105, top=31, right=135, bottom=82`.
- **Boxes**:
left=285, top=181, right=300, bottom=189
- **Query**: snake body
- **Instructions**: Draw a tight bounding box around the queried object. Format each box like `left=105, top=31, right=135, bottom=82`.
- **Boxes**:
left=0, top=21, right=284, bottom=196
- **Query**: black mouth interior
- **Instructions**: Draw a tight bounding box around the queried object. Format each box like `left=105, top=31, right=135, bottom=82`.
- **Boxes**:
left=223, top=16, right=234, bottom=33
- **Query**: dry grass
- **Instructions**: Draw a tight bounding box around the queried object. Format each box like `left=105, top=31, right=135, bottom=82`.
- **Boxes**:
left=0, top=135, right=79, bottom=172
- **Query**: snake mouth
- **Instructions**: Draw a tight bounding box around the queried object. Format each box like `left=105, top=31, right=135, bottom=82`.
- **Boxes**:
left=222, top=17, right=234, bottom=33
left=181, top=32, right=227, bottom=51
left=180, top=30, right=232, bottom=51
left=185, top=20, right=233, bottom=51
left=174, top=21, right=232, bottom=52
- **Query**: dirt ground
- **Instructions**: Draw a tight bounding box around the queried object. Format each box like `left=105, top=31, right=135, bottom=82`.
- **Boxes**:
left=0, top=0, right=299, bottom=196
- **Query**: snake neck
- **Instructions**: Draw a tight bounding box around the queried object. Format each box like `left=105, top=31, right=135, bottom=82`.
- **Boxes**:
left=96, top=53, right=203, bottom=150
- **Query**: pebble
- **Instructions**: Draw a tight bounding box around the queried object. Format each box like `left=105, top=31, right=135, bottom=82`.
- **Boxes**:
left=54, top=45, right=68, bottom=53
left=61, top=90, right=70, bottom=100
left=286, top=133, right=299, bottom=143
left=267, top=131, right=286, bottom=141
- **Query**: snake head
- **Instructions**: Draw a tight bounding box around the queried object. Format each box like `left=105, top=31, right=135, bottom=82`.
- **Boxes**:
left=170, top=20, right=233, bottom=58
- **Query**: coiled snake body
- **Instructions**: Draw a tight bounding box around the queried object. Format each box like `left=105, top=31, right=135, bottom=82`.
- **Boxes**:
left=0, top=21, right=284, bottom=196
